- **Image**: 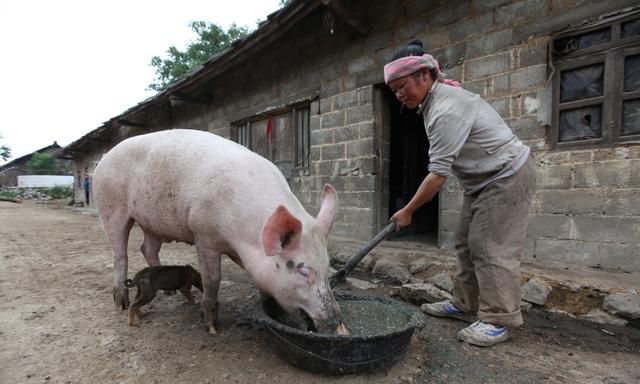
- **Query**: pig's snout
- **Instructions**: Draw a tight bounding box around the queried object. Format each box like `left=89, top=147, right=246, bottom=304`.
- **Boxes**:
left=306, top=291, right=348, bottom=335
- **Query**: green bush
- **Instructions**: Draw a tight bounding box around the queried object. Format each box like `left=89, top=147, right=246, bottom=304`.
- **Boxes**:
left=0, top=189, right=17, bottom=199
left=44, top=186, right=72, bottom=199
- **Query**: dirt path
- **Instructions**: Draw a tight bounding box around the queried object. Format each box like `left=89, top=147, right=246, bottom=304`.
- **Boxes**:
left=1, top=201, right=639, bottom=384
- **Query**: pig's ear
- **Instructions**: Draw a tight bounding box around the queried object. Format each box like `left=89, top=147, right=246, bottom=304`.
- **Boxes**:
left=316, top=184, right=337, bottom=237
left=262, top=205, right=302, bottom=256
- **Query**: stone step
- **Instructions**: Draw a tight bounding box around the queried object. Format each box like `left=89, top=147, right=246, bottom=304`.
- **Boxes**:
left=328, top=236, right=640, bottom=328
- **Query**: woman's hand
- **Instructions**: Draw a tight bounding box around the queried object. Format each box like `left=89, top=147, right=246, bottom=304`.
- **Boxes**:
left=390, top=208, right=413, bottom=231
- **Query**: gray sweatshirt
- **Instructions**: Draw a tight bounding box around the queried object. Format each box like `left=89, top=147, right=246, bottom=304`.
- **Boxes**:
left=418, top=81, right=530, bottom=195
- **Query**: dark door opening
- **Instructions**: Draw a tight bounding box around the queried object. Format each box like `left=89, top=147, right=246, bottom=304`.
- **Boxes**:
left=385, top=89, right=438, bottom=243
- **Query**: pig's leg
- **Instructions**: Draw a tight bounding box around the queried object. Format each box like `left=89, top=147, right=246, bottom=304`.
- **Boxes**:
left=140, top=231, right=175, bottom=295
left=103, top=212, right=134, bottom=310
left=140, top=230, right=162, bottom=266
left=195, top=244, right=222, bottom=335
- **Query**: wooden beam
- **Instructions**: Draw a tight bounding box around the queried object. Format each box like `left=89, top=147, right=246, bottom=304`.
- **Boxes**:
left=116, top=119, right=146, bottom=128
left=321, top=0, right=370, bottom=35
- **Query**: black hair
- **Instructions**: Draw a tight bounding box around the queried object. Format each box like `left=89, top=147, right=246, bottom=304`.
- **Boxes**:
left=389, top=39, right=438, bottom=81
left=390, top=39, right=426, bottom=61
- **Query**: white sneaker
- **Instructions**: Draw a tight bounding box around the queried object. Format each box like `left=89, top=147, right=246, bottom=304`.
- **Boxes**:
left=423, top=300, right=466, bottom=320
left=457, top=320, right=509, bottom=347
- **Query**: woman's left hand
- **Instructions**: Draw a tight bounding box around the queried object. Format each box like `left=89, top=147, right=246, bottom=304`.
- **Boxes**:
left=390, top=208, right=412, bottom=231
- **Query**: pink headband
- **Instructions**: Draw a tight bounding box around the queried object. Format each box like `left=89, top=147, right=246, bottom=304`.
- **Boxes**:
left=383, top=54, right=461, bottom=87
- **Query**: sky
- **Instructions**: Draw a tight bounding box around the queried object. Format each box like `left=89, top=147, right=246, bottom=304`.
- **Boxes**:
left=0, top=0, right=282, bottom=164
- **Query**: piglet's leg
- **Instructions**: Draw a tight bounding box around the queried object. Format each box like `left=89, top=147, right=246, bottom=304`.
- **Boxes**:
left=195, top=243, right=222, bottom=335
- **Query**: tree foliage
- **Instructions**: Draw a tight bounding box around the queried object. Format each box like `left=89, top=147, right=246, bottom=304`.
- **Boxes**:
left=148, top=22, right=249, bottom=91
left=0, top=133, right=11, bottom=162
left=27, top=152, right=58, bottom=175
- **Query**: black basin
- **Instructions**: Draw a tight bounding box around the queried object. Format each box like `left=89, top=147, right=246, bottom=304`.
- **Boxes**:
left=253, top=292, right=425, bottom=375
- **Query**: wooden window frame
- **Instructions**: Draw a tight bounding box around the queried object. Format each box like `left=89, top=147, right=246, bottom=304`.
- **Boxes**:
left=551, top=11, right=640, bottom=149
left=232, top=102, right=311, bottom=169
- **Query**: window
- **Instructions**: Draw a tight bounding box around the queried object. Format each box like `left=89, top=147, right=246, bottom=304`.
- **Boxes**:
left=232, top=103, right=311, bottom=175
left=551, top=11, right=640, bottom=148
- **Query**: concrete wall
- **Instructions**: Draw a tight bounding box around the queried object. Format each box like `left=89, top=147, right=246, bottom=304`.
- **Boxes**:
left=73, top=0, right=640, bottom=272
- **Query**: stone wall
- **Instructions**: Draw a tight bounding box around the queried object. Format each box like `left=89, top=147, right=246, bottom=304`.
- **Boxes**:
left=74, top=0, right=640, bottom=272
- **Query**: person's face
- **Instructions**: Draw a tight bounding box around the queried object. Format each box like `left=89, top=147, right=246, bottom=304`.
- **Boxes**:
left=388, top=70, right=432, bottom=109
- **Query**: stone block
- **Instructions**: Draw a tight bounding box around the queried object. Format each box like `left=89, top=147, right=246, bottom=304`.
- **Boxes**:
left=598, top=243, right=640, bottom=273
left=603, top=190, right=640, bottom=216
left=426, top=272, right=454, bottom=292
left=538, top=189, right=603, bottom=215
left=573, top=216, right=640, bottom=244
left=578, top=309, right=628, bottom=327
left=509, top=65, right=547, bottom=92
left=315, top=160, right=335, bottom=177
left=439, top=231, right=456, bottom=250
left=319, top=98, right=333, bottom=114
left=462, top=79, right=487, bottom=97
left=449, top=13, right=493, bottom=43
left=430, top=3, right=470, bottom=26
left=495, top=0, right=547, bottom=26
left=493, top=73, right=511, bottom=97
left=527, top=214, right=573, bottom=239
left=333, top=125, right=359, bottom=143
left=533, top=239, right=599, bottom=265
left=310, top=129, right=334, bottom=146
left=334, top=91, right=358, bottom=110
left=358, top=122, right=375, bottom=139
left=356, top=191, right=377, bottom=209
left=310, top=115, right=320, bottom=131
left=348, top=57, right=374, bottom=74
left=510, top=116, right=545, bottom=140
left=398, top=283, right=452, bottom=303
left=465, top=53, right=511, bottom=80
left=321, top=111, right=345, bottom=129
left=535, top=164, right=572, bottom=189
left=431, top=42, right=466, bottom=69
left=574, top=160, right=640, bottom=189
left=372, top=258, right=411, bottom=284
left=321, top=143, right=345, bottom=161
left=357, top=87, right=373, bottom=105
left=346, top=138, right=375, bottom=158
left=358, top=156, right=378, bottom=175
left=345, top=175, right=376, bottom=192
left=473, top=0, right=512, bottom=12
left=488, top=97, right=510, bottom=118
left=466, top=29, right=514, bottom=59
left=440, top=190, right=463, bottom=211
left=440, top=211, right=459, bottom=233
left=518, top=40, right=549, bottom=68
left=346, top=104, right=374, bottom=125
left=603, top=293, right=640, bottom=320
left=521, top=278, right=551, bottom=305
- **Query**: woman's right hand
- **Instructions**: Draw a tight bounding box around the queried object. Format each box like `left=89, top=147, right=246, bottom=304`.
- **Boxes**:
left=390, top=208, right=412, bottom=231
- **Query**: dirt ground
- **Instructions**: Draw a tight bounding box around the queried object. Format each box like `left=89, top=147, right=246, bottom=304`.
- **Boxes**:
left=1, top=201, right=639, bottom=384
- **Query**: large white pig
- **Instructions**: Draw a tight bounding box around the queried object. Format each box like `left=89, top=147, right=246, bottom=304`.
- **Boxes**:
left=93, top=129, right=346, bottom=334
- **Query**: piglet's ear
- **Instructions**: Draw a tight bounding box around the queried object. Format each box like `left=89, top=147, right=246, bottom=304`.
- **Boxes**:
left=316, top=184, right=338, bottom=237
left=262, top=205, right=302, bottom=256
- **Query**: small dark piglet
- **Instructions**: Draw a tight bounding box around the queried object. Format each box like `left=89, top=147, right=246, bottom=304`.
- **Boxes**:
left=124, top=265, right=203, bottom=326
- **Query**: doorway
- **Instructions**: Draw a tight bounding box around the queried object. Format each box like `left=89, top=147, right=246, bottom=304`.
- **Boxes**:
left=384, top=88, right=439, bottom=244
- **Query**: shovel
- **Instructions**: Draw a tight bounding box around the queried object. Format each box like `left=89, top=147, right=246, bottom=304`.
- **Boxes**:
left=329, top=221, right=397, bottom=289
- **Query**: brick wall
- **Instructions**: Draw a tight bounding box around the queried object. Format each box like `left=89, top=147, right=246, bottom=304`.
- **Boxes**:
left=77, top=0, right=640, bottom=272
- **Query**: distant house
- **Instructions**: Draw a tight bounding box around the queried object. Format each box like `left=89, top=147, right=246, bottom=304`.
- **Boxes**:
left=63, top=0, right=640, bottom=273
left=0, top=142, right=69, bottom=187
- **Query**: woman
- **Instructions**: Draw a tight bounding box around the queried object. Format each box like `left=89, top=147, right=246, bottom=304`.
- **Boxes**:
left=385, top=40, right=535, bottom=347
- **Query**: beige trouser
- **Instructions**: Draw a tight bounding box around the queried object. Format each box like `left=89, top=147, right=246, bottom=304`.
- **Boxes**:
left=451, top=158, right=536, bottom=327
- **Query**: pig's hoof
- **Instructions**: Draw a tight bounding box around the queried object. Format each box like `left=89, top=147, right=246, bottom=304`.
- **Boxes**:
left=113, top=287, right=130, bottom=310
left=207, top=325, right=217, bottom=335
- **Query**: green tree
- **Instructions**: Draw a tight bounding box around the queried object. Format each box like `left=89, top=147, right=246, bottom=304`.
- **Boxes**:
left=27, top=152, right=58, bottom=175
left=0, top=133, right=11, bottom=162
left=148, top=22, right=249, bottom=91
